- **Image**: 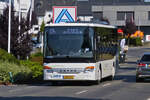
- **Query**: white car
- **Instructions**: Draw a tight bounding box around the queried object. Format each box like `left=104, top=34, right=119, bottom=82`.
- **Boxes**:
left=35, top=43, right=42, bottom=48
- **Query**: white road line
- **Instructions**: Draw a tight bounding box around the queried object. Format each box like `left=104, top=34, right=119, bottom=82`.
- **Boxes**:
left=75, top=90, right=88, bottom=95
left=102, top=83, right=111, bottom=87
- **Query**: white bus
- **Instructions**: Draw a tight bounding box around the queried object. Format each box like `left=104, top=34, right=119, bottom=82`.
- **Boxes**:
left=43, top=23, right=118, bottom=84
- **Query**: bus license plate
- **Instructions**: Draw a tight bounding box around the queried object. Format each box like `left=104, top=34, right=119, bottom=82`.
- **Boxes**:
left=63, top=76, right=74, bottom=79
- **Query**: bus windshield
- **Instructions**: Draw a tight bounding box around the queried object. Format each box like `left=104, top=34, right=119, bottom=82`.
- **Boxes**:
left=44, top=26, right=94, bottom=58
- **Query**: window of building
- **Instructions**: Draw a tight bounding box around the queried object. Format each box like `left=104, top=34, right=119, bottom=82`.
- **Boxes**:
left=117, top=12, right=125, bottom=20
left=93, top=11, right=103, bottom=20
left=144, top=0, right=150, bottom=2
left=117, top=11, right=134, bottom=21
left=148, top=11, right=150, bottom=20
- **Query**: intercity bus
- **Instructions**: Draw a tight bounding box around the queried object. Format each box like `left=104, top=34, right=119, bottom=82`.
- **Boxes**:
left=43, top=22, right=118, bottom=84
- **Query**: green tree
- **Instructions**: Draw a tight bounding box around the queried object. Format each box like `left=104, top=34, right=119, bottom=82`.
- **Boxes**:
left=39, top=21, right=45, bottom=53
left=40, top=21, right=45, bottom=33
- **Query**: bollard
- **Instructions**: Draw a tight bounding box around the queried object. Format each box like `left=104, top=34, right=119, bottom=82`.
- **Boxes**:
left=9, top=72, right=14, bottom=83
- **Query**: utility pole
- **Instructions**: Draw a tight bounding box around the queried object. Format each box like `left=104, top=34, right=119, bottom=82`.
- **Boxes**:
left=8, top=0, right=11, bottom=53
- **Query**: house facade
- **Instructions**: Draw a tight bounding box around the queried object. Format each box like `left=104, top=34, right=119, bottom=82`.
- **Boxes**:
left=0, top=0, right=8, bottom=14
left=33, top=0, right=150, bottom=40
left=0, top=0, right=32, bottom=18
left=13, top=0, right=32, bottom=18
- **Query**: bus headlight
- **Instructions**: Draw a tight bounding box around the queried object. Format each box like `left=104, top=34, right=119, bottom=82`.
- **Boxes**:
left=84, top=66, right=94, bottom=73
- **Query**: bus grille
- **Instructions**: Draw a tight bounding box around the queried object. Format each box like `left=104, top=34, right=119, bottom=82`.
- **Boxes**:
left=53, top=68, right=84, bottom=74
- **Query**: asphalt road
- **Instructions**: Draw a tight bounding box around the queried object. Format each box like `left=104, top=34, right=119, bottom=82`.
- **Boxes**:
left=1, top=46, right=150, bottom=100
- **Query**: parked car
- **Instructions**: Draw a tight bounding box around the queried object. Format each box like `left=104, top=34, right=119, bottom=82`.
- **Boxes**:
left=35, top=42, right=42, bottom=48
left=136, top=52, right=150, bottom=82
left=32, top=40, right=42, bottom=48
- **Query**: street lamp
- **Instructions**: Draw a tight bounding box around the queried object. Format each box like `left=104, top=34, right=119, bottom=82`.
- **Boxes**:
left=8, top=0, right=11, bottom=53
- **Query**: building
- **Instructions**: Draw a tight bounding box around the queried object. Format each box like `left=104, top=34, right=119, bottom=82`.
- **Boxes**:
left=13, top=0, right=32, bottom=18
left=34, top=0, right=150, bottom=40
left=0, top=0, right=8, bottom=14
left=0, top=0, right=32, bottom=18
left=91, top=0, right=150, bottom=41
left=34, top=0, right=77, bottom=25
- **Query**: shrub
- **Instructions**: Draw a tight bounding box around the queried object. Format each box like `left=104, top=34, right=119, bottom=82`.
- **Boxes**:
left=0, top=48, right=19, bottom=64
left=31, top=52, right=43, bottom=57
left=0, top=49, right=43, bottom=83
left=129, top=37, right=142, bottom=46
left=30, top=52, right=43, bottom=65
left=20, top=60, right=43, bottom=81
left=0, top=60, right=32, bottom=83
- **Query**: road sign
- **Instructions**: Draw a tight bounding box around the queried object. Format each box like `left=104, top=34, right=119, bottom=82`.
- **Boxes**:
left=53, top=6, right=77, bottom=23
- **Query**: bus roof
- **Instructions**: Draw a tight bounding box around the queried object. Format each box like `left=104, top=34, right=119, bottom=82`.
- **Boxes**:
left=45, top=23, right=117, bottom=29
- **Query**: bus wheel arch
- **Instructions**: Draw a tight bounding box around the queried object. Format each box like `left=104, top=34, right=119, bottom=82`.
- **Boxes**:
left=94, top=64, right=102, bottom=85
left=111, top=62, right=116, bottom=80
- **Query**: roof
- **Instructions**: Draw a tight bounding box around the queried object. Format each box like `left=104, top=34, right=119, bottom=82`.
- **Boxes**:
left=45, top=23, right=116, bottom=29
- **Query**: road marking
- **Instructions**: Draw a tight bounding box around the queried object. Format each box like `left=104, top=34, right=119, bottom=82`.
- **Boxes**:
left=75, top=90, right=88, bottom=95
left=102, top=83, right=111, bottom=87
